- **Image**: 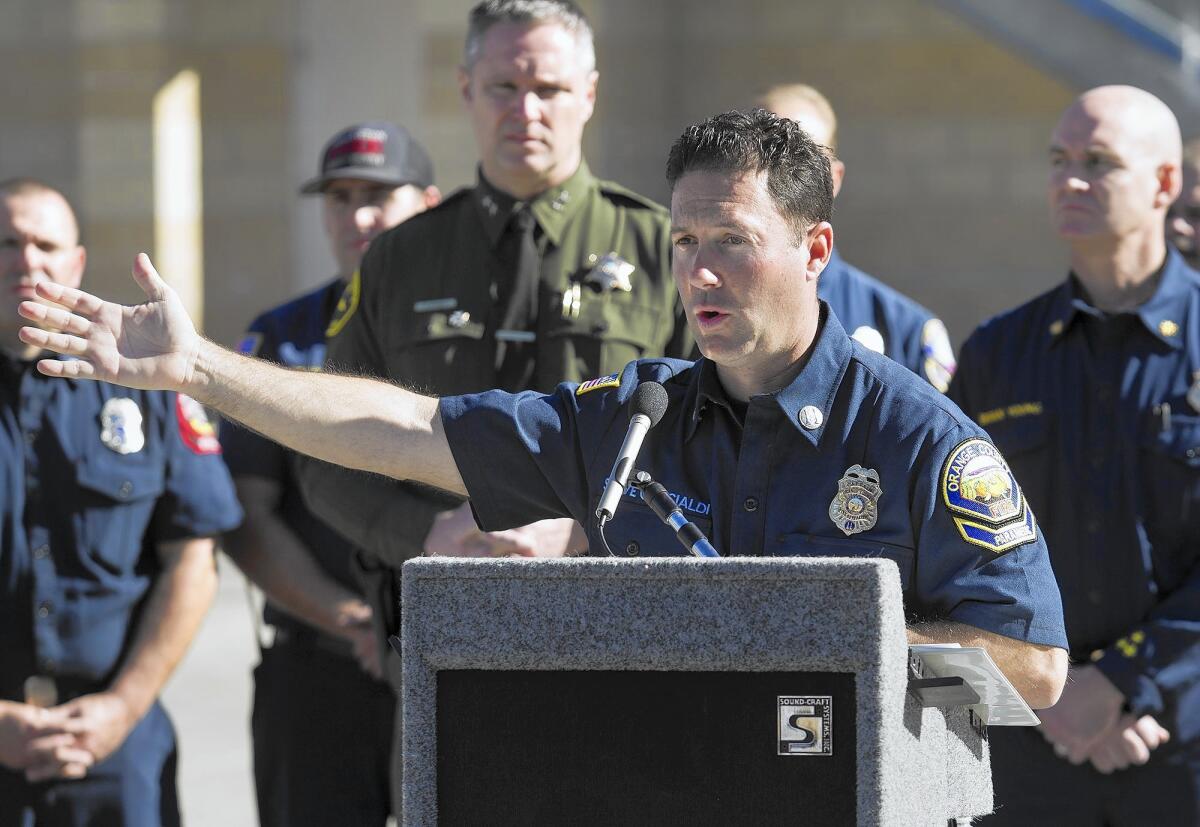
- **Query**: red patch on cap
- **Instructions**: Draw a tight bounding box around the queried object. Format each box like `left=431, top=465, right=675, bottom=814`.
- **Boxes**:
left=175, top=395, right=222, bottom=455
left=328, top=136, right=385, bottom=162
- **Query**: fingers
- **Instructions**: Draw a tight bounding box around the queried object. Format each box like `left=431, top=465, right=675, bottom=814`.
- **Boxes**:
left=20, top=303, right=93, bottom=336
left=1117, top=724, right=1152, bottom=766
left=132, top=253, right=168, bottom=302
left=1134, top=715, right=1170, bottom=749
left=35, top=358, right=97, bottom=379
left=28, top=282, right=106, bottom=317
left=23, top=742, right=95, bottom=783
left=1090, top=744, right=1117, bottom=774
left=21, top=328, right=90, bottom=359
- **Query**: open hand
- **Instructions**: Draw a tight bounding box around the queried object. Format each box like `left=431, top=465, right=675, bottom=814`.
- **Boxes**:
left=18, top=253, right=201, bottom=391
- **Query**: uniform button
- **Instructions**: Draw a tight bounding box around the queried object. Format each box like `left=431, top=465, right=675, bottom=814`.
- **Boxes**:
left=1096, top=386, right=1113, bottom=402
left=40, top=658, right=56, bottom=673
left=37, top=601, right=53, bottom=618
left=1090, top=455, right=1105, bottom=470
left=1085, top=520, right=1100, bottom=534
left=1087, top=589, right=1103, bottom=605
left=23, top=430, right=37, bottom=445
left=1187, top=448, right=1198, bottom=459
left=118, top=481, right=134, bottom=497
left=743, top=497, right=759, bottom=512
left=33, top=544, right=49, bottom=559
left=591, top=322, right=609, bottom=335
left=624, top=541, right=640, bottom=556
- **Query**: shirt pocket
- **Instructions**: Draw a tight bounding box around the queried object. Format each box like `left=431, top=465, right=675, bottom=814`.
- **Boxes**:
left=1138, top=414, right=1200, bottom=556
left=391, top=311, right=489, bottom=391
left=600, top=502, right=714, bottom=559
left=983, top=414, right=1053, bottom=516
left=75, top=456, right=166, bottom=575
left=544, top=295, right=663, bottom=377
left=773, top=534, right=915, bottom=591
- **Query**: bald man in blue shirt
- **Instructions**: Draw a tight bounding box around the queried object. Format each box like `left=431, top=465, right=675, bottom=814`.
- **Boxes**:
left=951, top=85, right=1200, bottom=825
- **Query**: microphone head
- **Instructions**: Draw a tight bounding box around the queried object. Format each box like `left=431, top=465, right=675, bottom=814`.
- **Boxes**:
left=631, top=381, right=669, bottom=427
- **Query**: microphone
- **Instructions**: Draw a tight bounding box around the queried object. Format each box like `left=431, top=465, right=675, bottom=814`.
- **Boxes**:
left=632, top=471, right=721, bottom=558
left=594, top=381, right=669, bottom=524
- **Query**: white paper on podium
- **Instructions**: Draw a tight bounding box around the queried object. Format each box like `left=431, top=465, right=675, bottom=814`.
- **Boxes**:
left=909, top=644, right=1040, bottom=726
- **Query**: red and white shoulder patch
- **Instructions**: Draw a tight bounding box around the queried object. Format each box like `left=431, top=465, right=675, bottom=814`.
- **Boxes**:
left=175, top=394, right=222, bottom=455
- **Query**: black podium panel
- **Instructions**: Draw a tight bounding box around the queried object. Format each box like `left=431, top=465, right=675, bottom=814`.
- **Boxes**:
left=437, top=670, right=856, bottom=825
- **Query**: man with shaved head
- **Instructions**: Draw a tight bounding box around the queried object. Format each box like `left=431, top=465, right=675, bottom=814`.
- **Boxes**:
left=757, top=84, right=957, bottom=391
left=1168, top=137, right=1200, bottom=268
left=950, top=86, right=1200, bottom=823
left=0, top=179, right=242, bottom=824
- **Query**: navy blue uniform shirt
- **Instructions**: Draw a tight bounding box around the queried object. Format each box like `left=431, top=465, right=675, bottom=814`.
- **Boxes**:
left=222, top=278, right=366, bottom=627
left=0, top=355, right=242, bottom=699
left=819, top=249, right=956, bottom=391
left=949, top=248, right=1200, bottom=740
left=442, top=305, right=1067, bottom=649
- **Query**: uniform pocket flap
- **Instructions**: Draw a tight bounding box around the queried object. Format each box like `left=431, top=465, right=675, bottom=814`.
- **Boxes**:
left=76, top=458, right=166, bottom=502
left=1142, top=414, right=1200, bottom=467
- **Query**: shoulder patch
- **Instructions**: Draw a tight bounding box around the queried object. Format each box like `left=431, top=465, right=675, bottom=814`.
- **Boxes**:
left=176, top=395, right=222, bottom=455
left=941, top=438, right=1037, bottom=554
left=236, top=331, right=262, bottom=357
left=921, top=318, right=956, bottom=393
left=325, top=269, right=360, bottom=339
left=576, top=373, right=621, bottom=396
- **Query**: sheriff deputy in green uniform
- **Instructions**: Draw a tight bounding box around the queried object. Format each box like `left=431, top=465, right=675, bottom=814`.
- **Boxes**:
left=294, top=0, right=691, bottom=801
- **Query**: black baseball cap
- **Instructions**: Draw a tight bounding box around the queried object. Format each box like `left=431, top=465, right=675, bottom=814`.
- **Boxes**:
left=300, top=122, right=434, bottom=194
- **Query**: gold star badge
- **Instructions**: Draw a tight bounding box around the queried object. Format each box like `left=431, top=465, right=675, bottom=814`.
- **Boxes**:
left=1159, top=320, right=1179, bottom=338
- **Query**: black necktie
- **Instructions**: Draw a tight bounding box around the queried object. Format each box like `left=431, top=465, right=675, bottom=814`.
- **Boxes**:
left=495, top=206, right=539, bottom=389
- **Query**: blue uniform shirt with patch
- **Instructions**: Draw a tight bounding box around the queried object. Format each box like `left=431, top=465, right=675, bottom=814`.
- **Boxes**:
left=949, top=248, right=1200, bottom=740
left=442, top=305, right=1067, bottom=649
left=222, top=278, right=367, bottom=616
left=0, top=355, right=242, bottom=698
left=818, top=249, right=956, bottom=391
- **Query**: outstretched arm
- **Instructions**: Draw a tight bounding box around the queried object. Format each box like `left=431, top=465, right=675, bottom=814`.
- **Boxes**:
left=18, top=254, right=466, bottom=497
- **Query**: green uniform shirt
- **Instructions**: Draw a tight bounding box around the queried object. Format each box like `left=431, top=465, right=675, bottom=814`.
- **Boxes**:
left=296, top=162, right=691, bottom=607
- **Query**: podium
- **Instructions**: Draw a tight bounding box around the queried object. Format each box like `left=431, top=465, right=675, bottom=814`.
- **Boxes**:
left=400, top=557, right=993, bottom=826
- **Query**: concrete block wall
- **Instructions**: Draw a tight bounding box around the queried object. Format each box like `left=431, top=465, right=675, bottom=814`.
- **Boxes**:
left=0, top=0, right=1087, bottom=350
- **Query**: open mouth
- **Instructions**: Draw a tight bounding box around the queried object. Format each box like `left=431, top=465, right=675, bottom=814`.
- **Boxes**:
left=695, top=309, right=729, bottom=327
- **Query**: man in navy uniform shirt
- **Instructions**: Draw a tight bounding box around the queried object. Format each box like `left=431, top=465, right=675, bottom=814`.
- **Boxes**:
left=0, top=179, right=241, bottom=826
left=757, top=83, right=957, bottom=391
left=16, top=110, right=1069, bottom=714
left=221, top=123, right=439, bottom=827
left=950, top=86, right=1200, bottom=824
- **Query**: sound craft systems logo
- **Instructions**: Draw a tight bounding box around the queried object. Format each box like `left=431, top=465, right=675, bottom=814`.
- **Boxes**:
left=778, top=696, right=833, bottom=756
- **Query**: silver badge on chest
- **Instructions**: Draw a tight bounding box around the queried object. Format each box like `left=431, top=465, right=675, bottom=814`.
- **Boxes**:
left=583, top=252, right=634, bottom=294
left=829, top=465, right=881, bottom=536
left=100, top=397, right=145, bottom=455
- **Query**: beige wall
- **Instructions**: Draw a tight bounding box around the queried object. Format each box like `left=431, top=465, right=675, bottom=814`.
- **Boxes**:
left=2, top=0, right=1079, bottom=349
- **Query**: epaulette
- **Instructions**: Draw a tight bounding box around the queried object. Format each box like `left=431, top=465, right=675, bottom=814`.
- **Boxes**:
left=596, top=179, right=668, bottom=214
